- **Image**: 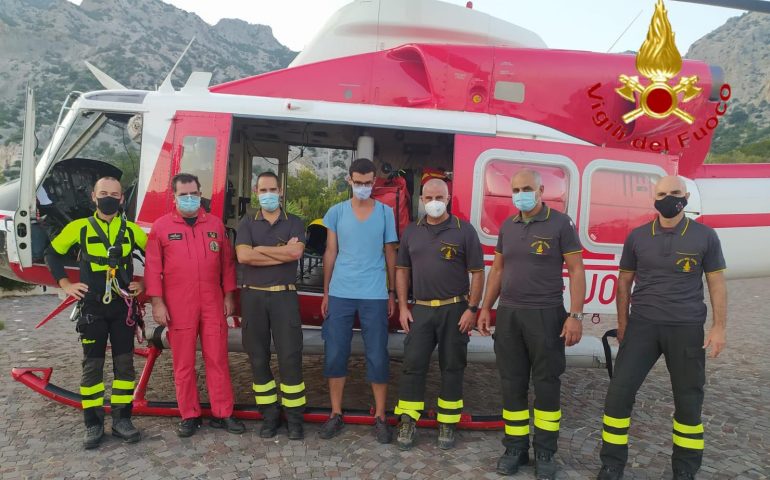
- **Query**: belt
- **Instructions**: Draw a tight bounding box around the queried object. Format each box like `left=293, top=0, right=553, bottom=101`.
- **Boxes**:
left=413, top=295, right=467, bottom=307
left=242, top=284, right=296, bottom=292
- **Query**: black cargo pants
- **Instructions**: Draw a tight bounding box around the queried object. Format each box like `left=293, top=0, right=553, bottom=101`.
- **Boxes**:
left=77, top=299, right=135, bottom=427
left=600, top=319, right=706, bottom=475
left=494, top=305, right=567, bottom=453
left=241, top=289, right=305, bottom=422
left=395, top=302, right=469, bottom=424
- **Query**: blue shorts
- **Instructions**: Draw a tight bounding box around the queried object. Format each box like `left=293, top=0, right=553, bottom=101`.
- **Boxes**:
left=322, top=296, right=389, bottom=384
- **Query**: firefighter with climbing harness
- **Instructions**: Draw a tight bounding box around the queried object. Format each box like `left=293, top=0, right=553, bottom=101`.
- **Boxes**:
left=45, top=176, right=147, bottom=449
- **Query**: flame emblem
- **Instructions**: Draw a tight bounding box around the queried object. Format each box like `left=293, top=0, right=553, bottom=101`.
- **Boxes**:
left=530, top=240, right=551, bottom=255
left=615, top=0, right=702, bottom=124
left=676, top=256, right=698, bottom=273
left=440, top=244, right=458, bottom=260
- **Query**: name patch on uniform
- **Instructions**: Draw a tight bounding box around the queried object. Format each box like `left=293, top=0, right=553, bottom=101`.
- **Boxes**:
left=168, top=233, right=183, bottom=241
left=207, top=232, right=218, bottom=239
left=209, top=241, right=220, bottom=252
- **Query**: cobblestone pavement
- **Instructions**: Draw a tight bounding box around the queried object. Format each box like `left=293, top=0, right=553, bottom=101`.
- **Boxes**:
left=1, top=278, right=768, bottom=479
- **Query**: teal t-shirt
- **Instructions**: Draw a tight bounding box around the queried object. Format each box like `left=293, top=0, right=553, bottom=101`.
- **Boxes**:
left=323, top=200, right=398, bottom=300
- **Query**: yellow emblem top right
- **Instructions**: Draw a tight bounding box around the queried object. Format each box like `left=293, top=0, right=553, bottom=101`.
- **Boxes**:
left=616, top=0, right=702, bottom=124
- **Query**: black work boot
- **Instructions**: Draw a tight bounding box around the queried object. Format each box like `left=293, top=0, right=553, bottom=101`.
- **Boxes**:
left=535, top=450, right=557, bottom=480
left=496, top=448, right=529, bottom=476
left=83, top=423, right=104, bottom=450
left=373, top=416, right=392, bottom=444
left=210, top=416, right=246, bottom=434
left=112, top=417, right=141, bottom=443
left=287, top=420, right=304, bottom=440
left=396, top=414, right=417, bottom=450
left=260, top=405, right=282, bottom=439
left=177, top=417, right=202, bottom=438
left=437, top=423, right=456, bottom=450
left=597, top=464, right=625, bottom=480
left=319, top=413, right=345, bottom=440
left=673, top=470, right=695, bottom=480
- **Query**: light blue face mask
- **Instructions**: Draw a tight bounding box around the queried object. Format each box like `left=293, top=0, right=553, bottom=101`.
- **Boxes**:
left=513, top=191, right=538, bottom=212
left=258, top=192, right=281, bottom=212
left=177, top=194, right=201, bottom=214
left=352, top=185, right=373, bottom=200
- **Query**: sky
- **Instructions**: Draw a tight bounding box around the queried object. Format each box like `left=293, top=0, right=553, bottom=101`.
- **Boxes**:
left=67, top=0, right=743, bottom=55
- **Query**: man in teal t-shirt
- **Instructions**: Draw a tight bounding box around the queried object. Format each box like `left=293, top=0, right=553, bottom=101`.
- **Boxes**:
left=319, top=158, right=398, bottom=444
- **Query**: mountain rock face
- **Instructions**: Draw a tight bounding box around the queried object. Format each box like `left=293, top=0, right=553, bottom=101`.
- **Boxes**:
left=0, top=0, right=296, bottom=150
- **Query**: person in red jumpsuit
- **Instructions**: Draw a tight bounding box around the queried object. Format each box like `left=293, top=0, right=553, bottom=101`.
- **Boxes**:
left=144, top=173, right=245, bottom=437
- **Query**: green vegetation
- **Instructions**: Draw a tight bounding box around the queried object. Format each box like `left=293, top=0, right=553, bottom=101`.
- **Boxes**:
left=709, top=106, right=770, bottom=163
left=286, top=168, right=349, bottom=225
left=0, top=276, right=35, bottom=292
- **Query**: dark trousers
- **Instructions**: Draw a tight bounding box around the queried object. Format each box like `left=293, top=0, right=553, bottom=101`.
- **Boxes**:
left=77, top=300, right=134, bottom=427
left=494, top=305, right=566, bottom=453
left=241, top=289, right=305, bottom=421
left=395, top=302, right=469, bottom=423
left=600, top=320, right=705, bottom=474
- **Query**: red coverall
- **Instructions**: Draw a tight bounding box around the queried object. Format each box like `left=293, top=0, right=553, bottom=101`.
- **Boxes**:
left=144, top=210, right=237, bottom=420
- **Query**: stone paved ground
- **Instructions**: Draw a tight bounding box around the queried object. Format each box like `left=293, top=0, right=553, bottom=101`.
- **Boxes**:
left=1, top=278, right=768, bottom=479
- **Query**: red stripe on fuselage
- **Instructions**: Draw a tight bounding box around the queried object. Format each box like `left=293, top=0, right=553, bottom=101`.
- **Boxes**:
left=697, top=214, right=770, bottom=229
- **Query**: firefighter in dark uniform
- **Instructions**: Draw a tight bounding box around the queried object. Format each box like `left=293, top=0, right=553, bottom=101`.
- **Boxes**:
left=597, top=175, right=727, bottom=480
left=478, top=169, right=586, bottom=480
left=394, top=178, right=485, bottom=450
left=45, top=176, right=147, bottom=449
left=235, top=172, right=307, bottom=440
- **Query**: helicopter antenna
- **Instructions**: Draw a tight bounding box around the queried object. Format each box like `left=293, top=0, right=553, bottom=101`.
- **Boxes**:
left=607, top=9, right=644, bottom=53
left=158, top=36, right=196, bottom=93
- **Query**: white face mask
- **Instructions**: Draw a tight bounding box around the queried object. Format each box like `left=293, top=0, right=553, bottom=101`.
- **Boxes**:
left=424, top=200, right=447, bottom=218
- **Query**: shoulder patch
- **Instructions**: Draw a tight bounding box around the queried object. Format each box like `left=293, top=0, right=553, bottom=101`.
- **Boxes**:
left=168, top=233, right=183, bottom=241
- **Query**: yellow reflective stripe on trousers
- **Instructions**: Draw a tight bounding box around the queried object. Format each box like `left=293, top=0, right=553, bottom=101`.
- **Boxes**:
left=255, top=394, right=278, bottom=405
left=112, top=379, right=135, bottom=390
left=436, top=413, right=461, bottom=424
left=502, top=409, right=529, bottom=421
left=534, top=409, right=561, bottom=421
left=80, top=383, right=105, bottom=396
left=281, top=396, right=307, bottom=408
left=252, top=380, right=277, bottom=393
left=673, top=419, right=703, bottom=434
left=602, top=430, right=628, bottom=445
left=437, top=398, right=463, bottom=410
left=397, top=400, right=425, bottom=411
left=505, top=424, right=530, bottom=436
left=534, top=418, right=560, bottom=432
left=394, top=407, right=421, bottom=421
left=110, top=394, right=133, bottom=404
left=673, top=434, right=704, bottom=450
left=82, top=398, right=104, bottom=409
left=603, top=415, right=631, bottom=429
left=280, top=382, right=306, bottom=394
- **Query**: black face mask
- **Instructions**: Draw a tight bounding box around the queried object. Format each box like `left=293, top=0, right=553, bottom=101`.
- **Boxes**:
left=654, top=195, right=687, bottom=219
left=96, top=196, right=121, bottom=216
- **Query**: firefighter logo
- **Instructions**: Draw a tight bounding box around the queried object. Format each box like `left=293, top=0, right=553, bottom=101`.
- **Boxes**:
left=675, top=253, right=698, bottom=273
left=530, top=237, right=551, bottom=255
left=209, top=241, right=220, bottom=252
left=615, top=0, right=701, bottom=124
left=440, top=242, right=458, bottom=260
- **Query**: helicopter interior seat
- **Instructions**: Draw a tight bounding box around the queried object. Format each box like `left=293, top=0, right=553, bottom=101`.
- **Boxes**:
left=297, top=219, right=326, bottom=290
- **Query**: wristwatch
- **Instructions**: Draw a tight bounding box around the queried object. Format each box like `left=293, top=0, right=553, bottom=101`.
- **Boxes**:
left=569, top=312, right=585, bottom=321
left=468, top=305, right=479, bottom=313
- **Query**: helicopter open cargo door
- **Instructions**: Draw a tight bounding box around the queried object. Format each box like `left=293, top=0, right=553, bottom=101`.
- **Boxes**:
left=11, top=87, right=37, bottom=268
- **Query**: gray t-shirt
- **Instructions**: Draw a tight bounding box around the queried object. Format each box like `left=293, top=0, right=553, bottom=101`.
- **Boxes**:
left=495, top=204, right=582, bottom=309
left=620, top=217, right=726, bottom=324
left=397, top=215, right=485, bottom=300
left=235, top=209, right=306, bottom=287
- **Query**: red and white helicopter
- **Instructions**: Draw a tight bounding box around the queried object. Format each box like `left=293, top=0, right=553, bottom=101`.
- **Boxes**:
left=3, top=0, right=769, bottom=427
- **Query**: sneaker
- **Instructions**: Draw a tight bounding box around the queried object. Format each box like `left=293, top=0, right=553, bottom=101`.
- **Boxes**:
left=673, top=470, right=695, bottom=480
left=210, top=416, right=245, bottom=434
left=287, top=421, right=305, bottom=440
left=319, top=413, right=345, bottom=439
left=535, top=450, right=557, bottom=480
left=260, top=408, right=282, bottom=439
left=111, top=418, right=141, bottom=443
left=437, top=423, right=456, bottom=450
left=496, top=448, right=529, bottom=476
left=177, top=417, right=202, bottom=438
left=83, top=423, right=104, bottom=450
left=396, top=415, right=417, bottom=450
left=597, top=465, right=625, bottom=480
left=374, top=416, right=392, bottom=444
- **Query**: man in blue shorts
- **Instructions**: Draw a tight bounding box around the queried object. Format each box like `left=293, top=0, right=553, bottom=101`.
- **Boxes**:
left=319, top=158, right=398, bottom=443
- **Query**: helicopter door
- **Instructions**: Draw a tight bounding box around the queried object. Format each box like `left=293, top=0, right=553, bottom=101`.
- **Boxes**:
left=12, top=87, right=36, bottom=268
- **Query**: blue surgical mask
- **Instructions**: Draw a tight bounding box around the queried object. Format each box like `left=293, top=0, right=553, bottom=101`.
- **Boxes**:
left=352, top=185, right=373, bottom=200
left=177, top=194, right=201, bottom=214
left=258, top=192, right=281, bottom=212
left=513, top=191, right=538, bottom=212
